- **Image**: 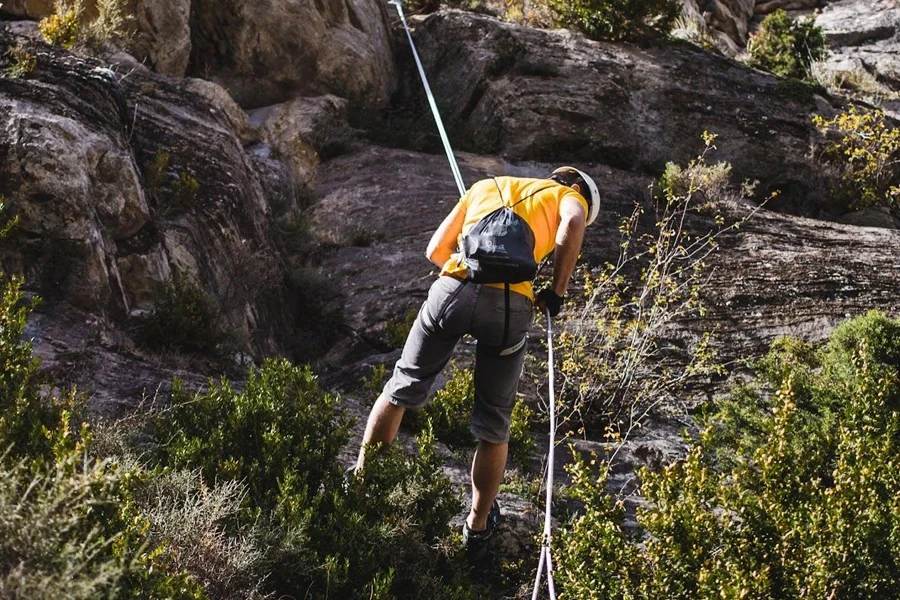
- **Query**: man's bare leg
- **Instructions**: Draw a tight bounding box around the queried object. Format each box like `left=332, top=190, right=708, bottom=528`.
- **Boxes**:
left=467, top=440, right=508, bottom=531
left=355, top=394, right=406, bottom=472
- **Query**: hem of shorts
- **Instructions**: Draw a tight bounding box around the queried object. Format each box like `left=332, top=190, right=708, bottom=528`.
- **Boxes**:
left=387, top=394, right=426, bottom=410
left=470, top=426, right=510, bottom=445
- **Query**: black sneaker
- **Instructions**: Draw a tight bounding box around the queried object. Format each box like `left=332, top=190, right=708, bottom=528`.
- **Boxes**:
left=462, top=499, right=503, bottom=563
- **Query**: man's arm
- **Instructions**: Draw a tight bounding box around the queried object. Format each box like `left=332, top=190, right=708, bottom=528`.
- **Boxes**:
left=425, top=201, right=467, bottom=268
left=550, top=196, right=587, bottom=296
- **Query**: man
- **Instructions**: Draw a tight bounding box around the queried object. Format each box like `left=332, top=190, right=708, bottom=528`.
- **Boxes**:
left=354, top=166, right=600, bottom=560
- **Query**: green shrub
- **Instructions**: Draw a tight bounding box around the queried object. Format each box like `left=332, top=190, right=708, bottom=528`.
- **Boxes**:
left=139, top=272, right=223, bottom=354
left=39, top=0, right=132, bottom=50
left=0, top=275, right=87, bottom=464
left=749, top=9, right=825, bottom=80
left=362, top=362, right=389, bottom=398
left=39, top=2, right=82, bottom=49
left=0, top=273, right=207, bottom=598
left=3, top=43, right=37, bottom=79
left=0, top=453, right=207, bottom=599
left=384, top=308, right=418, bottom=349
left=813, top=107, right=900, bottom=215
left=152, top=361, right=475, bottom=598
left=554, top=311, right=900, bottom=598
left=156, top=359, right=349, bottom=512
left=543, top=0, right=680, bottom=42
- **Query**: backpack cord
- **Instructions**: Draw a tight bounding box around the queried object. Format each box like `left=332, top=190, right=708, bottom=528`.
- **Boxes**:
left=532, top=309, right=558, bottom=600
left=389, top=0, right=467, bottom=197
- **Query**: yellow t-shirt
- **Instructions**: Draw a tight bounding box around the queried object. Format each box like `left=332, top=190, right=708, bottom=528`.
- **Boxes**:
left=440, top=176, right=589, bottom=300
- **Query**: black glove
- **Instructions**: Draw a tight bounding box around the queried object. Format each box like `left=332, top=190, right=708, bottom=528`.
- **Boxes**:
left=536, top=288, right=564, bottom=318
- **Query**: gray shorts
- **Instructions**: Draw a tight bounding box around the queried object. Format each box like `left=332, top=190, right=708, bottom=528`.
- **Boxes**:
left=382, top=276, right=533, bottom=444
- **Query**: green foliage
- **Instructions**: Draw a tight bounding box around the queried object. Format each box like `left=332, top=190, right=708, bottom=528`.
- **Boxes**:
left=362, top=363, right=389, bottom=398
left=152, top=361, right=474, bottom=598
left=748, top=9, right=825, bottom=80
left=82, top=0, right=132, bottom=49
left=39, top=0, right=132, bottom=50
left=3, top=43, right=37, bottom=79
left=139, top=272, right=223, bottom=354
left=0, top=452, right=207, bottom=599
left=549, top=134, right=756, bottom=443
left=39, top=2, right=81, bottom=49
left=813, top=107, right=900, bottom=215
left=146, top=149, right=171, bottom=191
left=157, top=359, right=349, bottom=513
left=0, top=275, right=87, bottom=464
left=555, top=455, right=641, bottom=599
left=775, top=78, right=827, bottom=104
left=175, top=172, right=200, bottom=211
left=0, top=271, right=207, bottom=597
left=542, top=0, right=680, bottom=42
left=384, top=308, right=418, bottom=349
left=554, top=311, right=900, bottom=598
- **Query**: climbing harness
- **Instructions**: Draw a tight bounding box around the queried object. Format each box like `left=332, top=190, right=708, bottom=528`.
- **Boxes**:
left=389, top=3, right=561, bottom=596
left=532, top=309, right=558, bottom=600
left=388, top=0, right=467, bottom=197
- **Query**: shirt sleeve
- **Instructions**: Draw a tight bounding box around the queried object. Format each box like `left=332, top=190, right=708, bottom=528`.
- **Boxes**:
left=561, top=188, right=590, bottom=219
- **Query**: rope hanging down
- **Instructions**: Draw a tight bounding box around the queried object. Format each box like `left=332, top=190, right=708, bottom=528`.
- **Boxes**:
left=388, top=0, right=467, bottom=197
left=532, top=309, right=558, bottom=600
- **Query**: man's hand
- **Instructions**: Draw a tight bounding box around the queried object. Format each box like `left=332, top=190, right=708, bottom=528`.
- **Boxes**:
left=536, top=288, right=564, bottom=318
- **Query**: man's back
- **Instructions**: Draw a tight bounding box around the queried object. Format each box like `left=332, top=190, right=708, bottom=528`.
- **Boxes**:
left=440, top=176, right=589, bottom=299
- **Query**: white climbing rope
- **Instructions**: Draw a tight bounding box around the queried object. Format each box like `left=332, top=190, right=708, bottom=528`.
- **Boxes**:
left=532, top=309, right=558, bottom=600
left=388, top=0, right=467, bottom=197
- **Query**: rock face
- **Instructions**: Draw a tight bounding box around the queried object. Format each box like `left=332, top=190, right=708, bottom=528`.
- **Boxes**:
left=409, top=11, right=834, bottom=215
left=126, top=0, right=192, bottom=77
left=683, top=0, right=756, bottom=48
left=816, top=0, right=900, bottom=110
left=0, top=30, right=294, bottom=359
left=248, top=94, right=355, bottom=192
left=188, top=0, right=398, bottom=109
left=311, top=144, right=900, bottom=374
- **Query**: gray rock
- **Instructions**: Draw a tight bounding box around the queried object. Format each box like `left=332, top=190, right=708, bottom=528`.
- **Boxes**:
left=188, top=0, right=398, bottom=109
left=0, top=29, right=295, bottom=359
left=816, top=0, right=900, bottom=94
left=127, top=0, right=192, bottom=77
left=1, top=0, right=193, bottom=77
left=408, top=11, right=835, bottom=214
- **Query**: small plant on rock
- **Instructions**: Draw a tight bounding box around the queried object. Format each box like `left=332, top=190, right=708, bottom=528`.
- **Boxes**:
left=39, top=0, right=132, bottom=51
left=541, top=132, right=767, bottom=458
left=39, top=1, right=82, bottom=49
left=543, top=0, right=681, bottom=42
left=748, top=9, right=825, bottom=80
left=139, top=272, right=223, bottom=354
left=813, top=106, right=900, bottom=217
left=3, top=43, right=37, bottom=79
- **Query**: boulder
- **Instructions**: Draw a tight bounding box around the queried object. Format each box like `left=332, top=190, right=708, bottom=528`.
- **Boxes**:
left=188, top=0, right=397, bottom=109
left=409, top=11, right=834, bottom=215
left=0, top=30, right=294, bottom=358
left=126, top=0, right=192, bottom=77
left=248, top=94, right=356, bottom=192
left=0, top=0, right=53, bottom=19
left=816, top=0, right=900, bottom=95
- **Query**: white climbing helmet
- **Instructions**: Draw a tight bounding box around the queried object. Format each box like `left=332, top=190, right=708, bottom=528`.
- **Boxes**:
left=552, top=166, right=600, bottom=226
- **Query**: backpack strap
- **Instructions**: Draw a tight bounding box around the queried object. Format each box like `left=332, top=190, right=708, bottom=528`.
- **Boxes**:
left=502, top=283, right=510, bottom=348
